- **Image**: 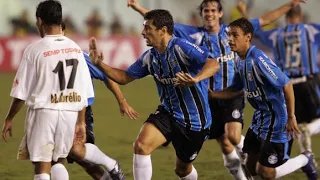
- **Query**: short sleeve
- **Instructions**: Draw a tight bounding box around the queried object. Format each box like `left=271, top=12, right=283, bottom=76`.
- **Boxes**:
left=249, top=18, right=261, bottom=33
left=256, top=53, right=290, bottom=89
left=175, top=38, right=214, bottom=66
left=125, top=50, right=151, bottom=79
left=10, top=48, right=37, bottom=100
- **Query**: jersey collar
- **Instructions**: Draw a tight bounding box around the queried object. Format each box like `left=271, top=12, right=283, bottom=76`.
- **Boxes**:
left=245, top=45, right=256, bottom=59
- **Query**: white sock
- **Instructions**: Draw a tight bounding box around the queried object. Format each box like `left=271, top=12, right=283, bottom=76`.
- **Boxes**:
left=34, top=174, right=50, bottom=180
left=84, top=143, right=117, bottom=171
left=275, top=154, right=308, bottom=179
left=179, top=165, right=198, bottom=180
left=235, top=135, right=245, bottom=151
left=223, top=149, right=246, bottom=180
left=307, top=118, right=320, bottom=135
left=51, top=163, right=69, bottom=180
left=133, top=154, right=152, bottom=180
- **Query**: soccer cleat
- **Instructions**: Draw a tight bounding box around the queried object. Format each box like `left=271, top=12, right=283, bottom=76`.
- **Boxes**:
left=109, top=162, right=125, bottom=180
left=301, top=151, right=318, bottom=180
left=298, top=123, right=312, bottom=152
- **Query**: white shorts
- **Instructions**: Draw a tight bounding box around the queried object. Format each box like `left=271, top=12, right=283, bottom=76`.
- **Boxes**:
left=17, top=108, right=78, bottom=162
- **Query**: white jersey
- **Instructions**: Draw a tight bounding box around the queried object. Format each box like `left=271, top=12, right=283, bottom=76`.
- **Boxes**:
left=11, top=34, right=94, bottom=111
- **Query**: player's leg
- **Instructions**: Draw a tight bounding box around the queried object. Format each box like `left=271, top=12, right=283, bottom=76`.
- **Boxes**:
left=243, top=128, right=261, bottom=179
left=24, top=109, right=60, bottom=179
left=209, top=98, right=247, bottom=180
left=68, top=106, right=122, bottom=180
left=256, top=139, right=317, bottom=180
left=50, top=158, right=69, bottom=180
left=133, top=106, right=170, bottom=180
left=307, top=118, right=320, bottom=136
left=172, top=120, right=208, bottom=179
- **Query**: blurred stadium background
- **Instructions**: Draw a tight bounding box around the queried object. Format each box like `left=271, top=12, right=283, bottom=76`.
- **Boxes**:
left=0, top=0, right=319, bottom=179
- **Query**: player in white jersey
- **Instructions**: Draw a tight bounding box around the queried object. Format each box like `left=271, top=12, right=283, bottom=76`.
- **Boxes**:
left=1, top=1, right=94, bottom=180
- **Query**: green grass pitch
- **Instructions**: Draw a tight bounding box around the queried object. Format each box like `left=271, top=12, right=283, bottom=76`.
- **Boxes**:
left=0, top=73, right=319, bottom=179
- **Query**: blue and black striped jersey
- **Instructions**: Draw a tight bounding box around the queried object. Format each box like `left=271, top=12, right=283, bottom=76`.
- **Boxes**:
left=126, top=37, right=213, bottom=131
left=83, top=52, right=107, bottom=106
left=231, top=46, right=291, bottom=143
left=173, top=19, right=260, bottom=92
left=256, top=23, right=320, bottom=77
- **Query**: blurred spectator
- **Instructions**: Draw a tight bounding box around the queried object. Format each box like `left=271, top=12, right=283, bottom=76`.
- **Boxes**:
left=127, top=25, right=139, bottom=37
left=231, top=0, right=254, bottom=22
left=63, top=15, right=77, bottom=35
left=188, top=12, right=201, bottom=27
left=10, top=9, right=37, bottom=37
left=85, top=8, right=103, bottom=38
left=110, top=14, right=123, bottom=36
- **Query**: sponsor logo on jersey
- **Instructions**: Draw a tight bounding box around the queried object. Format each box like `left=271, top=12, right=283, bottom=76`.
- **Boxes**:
left=245, top=87, right=262, bottom=98
left=154, top=74, right=178, bottom=85
left=216, top=52, right=235, bottom=63
left=185, top=40, right=204, bottom=54
left=51, top=92, right=81, bottom=103
left=258, top=56, right=278, bottom=80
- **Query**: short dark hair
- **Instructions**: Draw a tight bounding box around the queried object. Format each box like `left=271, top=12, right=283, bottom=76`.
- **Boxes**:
left=229, top=17, right=254, bottom=39
left=36, top=0, right=62, bottom=26
left=198, top=0, right=223, bottom=15
left=286, top=5, right=301, bottom=18
left=144, top=9, right=174, bottom=35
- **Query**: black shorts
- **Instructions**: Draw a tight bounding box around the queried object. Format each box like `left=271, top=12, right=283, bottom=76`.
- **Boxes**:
left=145, top=105, right=209, bottom=163
left=243, top=128, right=293, bottom=168
left=67, top=106, right=95, bottom=163
left=208, top=95, right=245, bottom=139
left=293, top=74, right=320, bottom=124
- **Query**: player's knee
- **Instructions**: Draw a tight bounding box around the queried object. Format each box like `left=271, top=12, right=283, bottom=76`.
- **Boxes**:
left=226, top=131, right=240, bottom=145
left=174, top=165, right=190, bottom=177
left=70, top=144, right=85, bottom=160
left=217, top=136, right=234, bottom=154
left=256, top=166, right=275, bottom=180
left=133, top=140, right=152, bottom=155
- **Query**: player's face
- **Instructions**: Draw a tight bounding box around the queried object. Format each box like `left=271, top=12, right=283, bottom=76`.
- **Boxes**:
left=201, top=2, right=223, bottom=29
left=36, top=18, right=45, bottom=38
left=141, top=19, right=163, bottom=47
left=227, top=26, right=251, bottom=52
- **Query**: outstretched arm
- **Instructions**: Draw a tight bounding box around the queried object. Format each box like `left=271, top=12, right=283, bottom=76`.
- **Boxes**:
left=104, top=79, right=139, bottom=119
left=259, top=0, right=306, bottom=26
left=127, top=0, right=148, bottom=17
left=175, top=58, right=220, bottom=87
left=89, top=38, right=135, bottom=85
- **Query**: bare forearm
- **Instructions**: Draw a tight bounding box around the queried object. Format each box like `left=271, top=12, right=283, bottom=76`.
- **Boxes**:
left=283, top=82, right=295, bottom=118
left=131, top=4, right=148, bottom=16
left=104, top=79, right=126, bottom=104
left=194, top=59, right=220, bottom=82
left=97, top=63, right=134, bottom=85
left=259, top=1, right=295, bottom=26
left=5, top=98, right=25, bottom=120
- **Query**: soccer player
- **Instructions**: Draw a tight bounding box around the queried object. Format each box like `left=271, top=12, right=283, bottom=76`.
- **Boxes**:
left=61, top=21, right=138, bottom=180
left=89, top=9, right=220, bottom=180
left=1, top=1, right=94, bottom=180
left=209, top=17, right=318, bottom=180
left=127, top=0, right=307, bottom=179
left=252, top=5, right=320, bottom=161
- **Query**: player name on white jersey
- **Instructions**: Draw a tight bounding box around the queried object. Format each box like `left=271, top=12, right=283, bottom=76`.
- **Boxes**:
left=51, top=92, right=81, bottom=104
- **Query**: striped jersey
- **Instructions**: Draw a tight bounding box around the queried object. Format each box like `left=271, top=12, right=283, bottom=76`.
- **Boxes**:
left=256, top=23, right=320, bottom=77
left=83, top=52, right=108, bottom=106
left=173, top=19, right=260, bottom=91
left=231, top=46, right=291, bottom=143
left=126, top=37, right=213, bottom=131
